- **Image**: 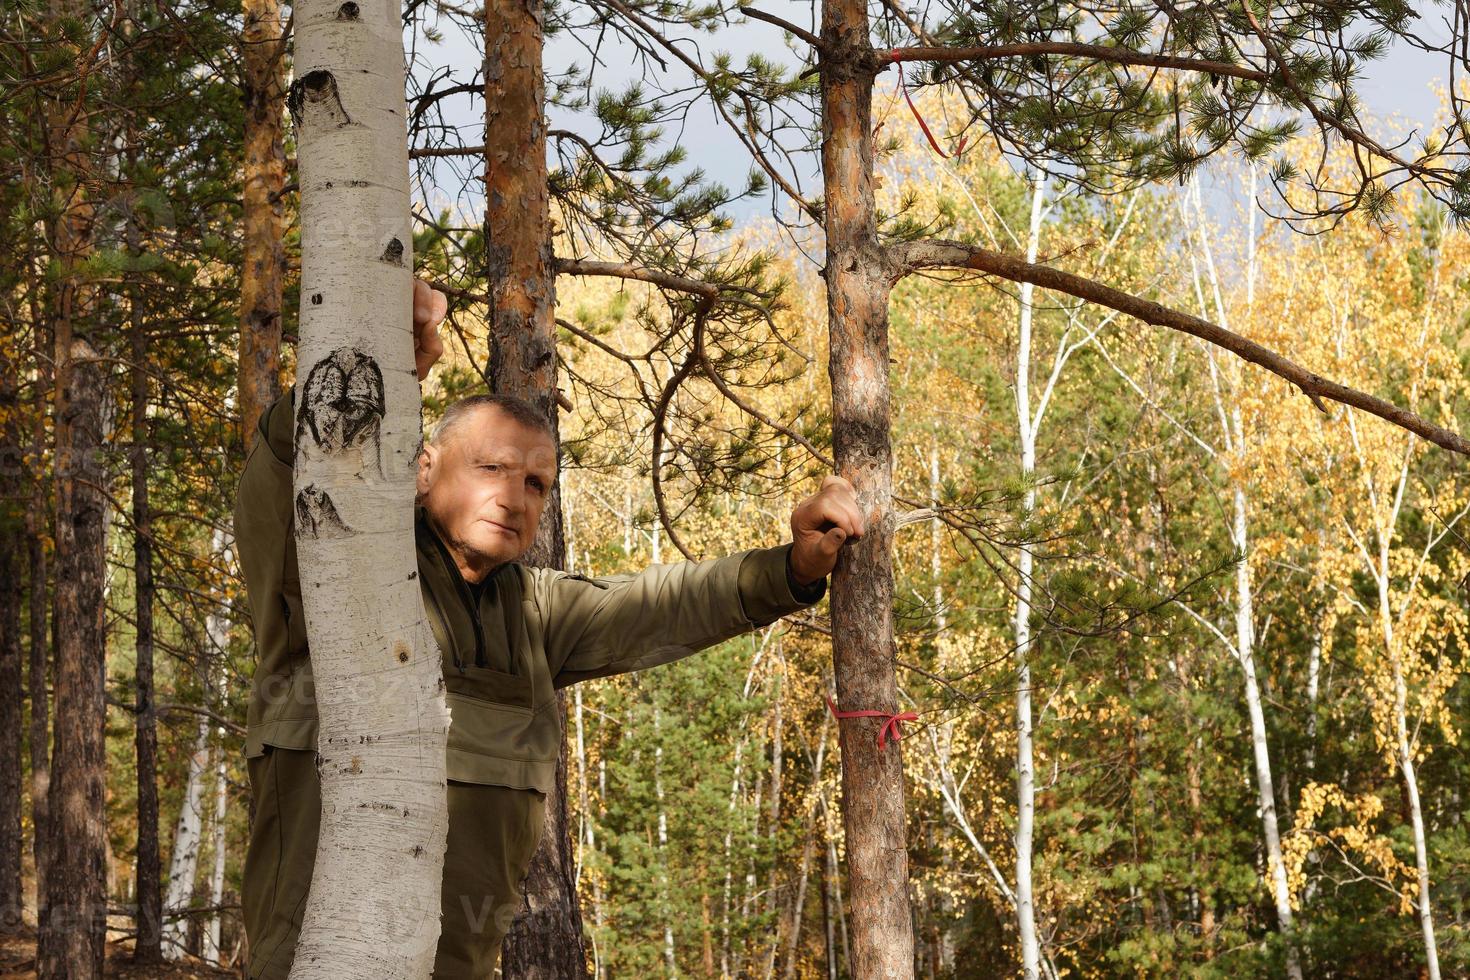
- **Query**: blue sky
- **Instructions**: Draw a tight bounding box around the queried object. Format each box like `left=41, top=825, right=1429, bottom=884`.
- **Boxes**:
left=406, top=10, right=1453, bottom=229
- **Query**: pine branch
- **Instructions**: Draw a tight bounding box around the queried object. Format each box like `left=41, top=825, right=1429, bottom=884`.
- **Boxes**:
left=880, top=42, right=1267, bottom=83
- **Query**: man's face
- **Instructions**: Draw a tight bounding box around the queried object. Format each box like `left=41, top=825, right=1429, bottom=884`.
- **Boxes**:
left=415, top=405, right=558, bottom=580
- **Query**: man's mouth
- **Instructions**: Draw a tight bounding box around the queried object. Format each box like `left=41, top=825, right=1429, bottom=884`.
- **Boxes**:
left=485, top=519, right=518, bottom=536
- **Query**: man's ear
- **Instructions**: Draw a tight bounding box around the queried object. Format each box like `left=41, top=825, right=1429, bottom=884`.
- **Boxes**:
left=416, top=441, right=439, bottom=498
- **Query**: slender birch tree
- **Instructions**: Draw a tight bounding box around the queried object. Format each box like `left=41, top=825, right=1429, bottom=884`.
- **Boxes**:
left=285, top=1, right=450, bottom=975
left=1191, top=174, right=1302, bottom=979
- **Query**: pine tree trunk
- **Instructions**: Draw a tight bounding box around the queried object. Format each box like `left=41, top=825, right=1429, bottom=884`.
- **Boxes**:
left=819, top=1, right=915, bottom=975
left=0, top=298, right=22, bottom=932
left=285, top=2, right=450, bottom=975
left=38, top=0, right=108, bottom=968
left=240, top=0, right=288, bottom=448
left=483, top=0, right=588, bottom=972
left=130, top=272, right=164, bottom=963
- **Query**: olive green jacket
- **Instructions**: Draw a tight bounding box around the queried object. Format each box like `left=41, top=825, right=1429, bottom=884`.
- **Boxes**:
left=234, top=393, right=826, bottom=793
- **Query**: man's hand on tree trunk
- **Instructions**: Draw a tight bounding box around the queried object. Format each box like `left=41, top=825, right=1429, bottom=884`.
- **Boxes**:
left=413, top=277, right=448, bottom=381
left=789, top=475, right=866, bottom=587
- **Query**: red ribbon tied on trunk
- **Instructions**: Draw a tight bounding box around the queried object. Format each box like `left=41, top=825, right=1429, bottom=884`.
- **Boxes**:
left=826, top=696, right=919, bottom=750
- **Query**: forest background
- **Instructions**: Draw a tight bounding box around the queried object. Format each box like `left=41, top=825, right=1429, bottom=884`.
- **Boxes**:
left=2, top=1, right=1470, bottom=978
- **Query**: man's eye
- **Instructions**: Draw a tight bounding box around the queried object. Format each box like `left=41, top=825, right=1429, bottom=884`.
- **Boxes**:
left=480, top=463, right=500, bottom=472
left=528, top=478, right=545, bottom=493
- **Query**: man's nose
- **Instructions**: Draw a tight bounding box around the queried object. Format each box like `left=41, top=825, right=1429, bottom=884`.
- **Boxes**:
left=498, top=475, right=527, bottom=514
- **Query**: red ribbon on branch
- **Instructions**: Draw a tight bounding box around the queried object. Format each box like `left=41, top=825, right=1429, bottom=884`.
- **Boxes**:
left=889, top=49, right=967, bottom=159
left=826, top=695, right=919, bottom=750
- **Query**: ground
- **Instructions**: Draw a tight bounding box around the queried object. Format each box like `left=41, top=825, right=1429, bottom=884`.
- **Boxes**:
left=0, top=927, right=239, bottom=978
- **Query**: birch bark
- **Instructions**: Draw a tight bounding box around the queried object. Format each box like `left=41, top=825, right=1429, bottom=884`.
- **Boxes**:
left=161, top=719, right=208, bottom=960
left=1011, top=173, right=1046, bottom=980
left=285, top=2, right=450, bottom=975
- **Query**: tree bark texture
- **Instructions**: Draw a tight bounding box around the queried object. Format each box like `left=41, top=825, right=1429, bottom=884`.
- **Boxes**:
left=819, top=1, right=916, bottom=976
left=286, top=2, right=451, bottom=976
left=130, top=295, right=163, bottom=963
left=25, top=248, right=52, bottom=911
left=0, top=282, right=22, bottom=931
left=38, top=0, right=108, bottom=970
left=161, top=719, right=208, bottom=960
left=483, top=0, right=588, bottom=974
left=240, top=0, right=288, bottom=449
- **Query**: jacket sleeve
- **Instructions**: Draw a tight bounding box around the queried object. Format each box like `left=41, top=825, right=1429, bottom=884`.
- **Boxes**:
left=235, top=390, right=297, bottom=651
left=538, top=542, right=827, bottom=688
left=234, top=391, right=312, bottom=754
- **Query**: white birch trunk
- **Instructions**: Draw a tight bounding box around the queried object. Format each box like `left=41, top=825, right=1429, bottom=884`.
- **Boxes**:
left=653, top=705, right=677, bottom=976
left=572, top=683, right=606, bottom=980
left=762, top=666, right=785, bottom=979
left=203, top=744, right=228, bottom=963
left=1377, top=545, right=1441, bottom=979
left=161, top=718, right=209, bottom=960
left=1012, top=173, right=1047, bottom=980
left=1231, top=484, right=1301, bottom=980
left=286, top=2, right=450, bottom=975
left=1182, top=172, right=1301, bottom=977
left=1305, top=621, right=1322, bottom=772
left=781, top=722, right=828, bottom=980
left=929, top=438, right=945, bottom=633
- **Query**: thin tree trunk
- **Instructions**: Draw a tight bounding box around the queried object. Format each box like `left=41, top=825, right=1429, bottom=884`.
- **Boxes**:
left=820, top=820, right=836, bottom=980
left=781, top=723, right=828, bottom=980
left=1011, top=172, right=1047, bottom=980
left=573, top=684, right=606, bottom=979
left=0, top=300, right=22, bottom=930
left=482, top=0, right=587, bottom=971
left=820, top=2, right=915, bottom=975
left=1231, top=485, right=1301, bottom=980
left=1305, top=619, right=1323, bottom=775
left=761, top=665, right=784, bottom=979
left=161, top=719, right=209, bottom=960
left=286, top=2, right=451, bottom=974
left=653, top=706, right=676, bottom=976
left=1378, top=546, right=1441, bottom=980
left=204, top=745, right=228, bottom=963
left=25, top=244, right=52, bottom=911
left=38, top=0, right=108, bottom=967
left=240, top=0, right=287, bottom=448
left=26, top=402, right=50, bottom=922
left=130, top=266, right=163, bottom=963
left=1184, top=175, right=1301, bottom=978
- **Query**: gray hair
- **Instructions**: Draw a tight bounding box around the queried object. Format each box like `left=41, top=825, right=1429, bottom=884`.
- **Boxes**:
left=429, top=393, right=556, bottom=447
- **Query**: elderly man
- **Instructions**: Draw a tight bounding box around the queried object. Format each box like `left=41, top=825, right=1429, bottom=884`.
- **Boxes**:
left=236, top=279, right=866, bottom=979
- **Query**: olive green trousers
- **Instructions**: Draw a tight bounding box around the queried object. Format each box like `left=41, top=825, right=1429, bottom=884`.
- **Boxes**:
left=242, top=745, right=546, bottom=979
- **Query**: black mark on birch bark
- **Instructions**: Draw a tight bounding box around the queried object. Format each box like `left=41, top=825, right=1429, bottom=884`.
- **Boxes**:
left=336, top=1, right=360, bottom=19
left=286, top=70, right=351, bottom=130
left=297, top=346, right=385, bottom=473
left=295, top=485, right=355, bottom=539
left=380, top=237, right=404, bottom=265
